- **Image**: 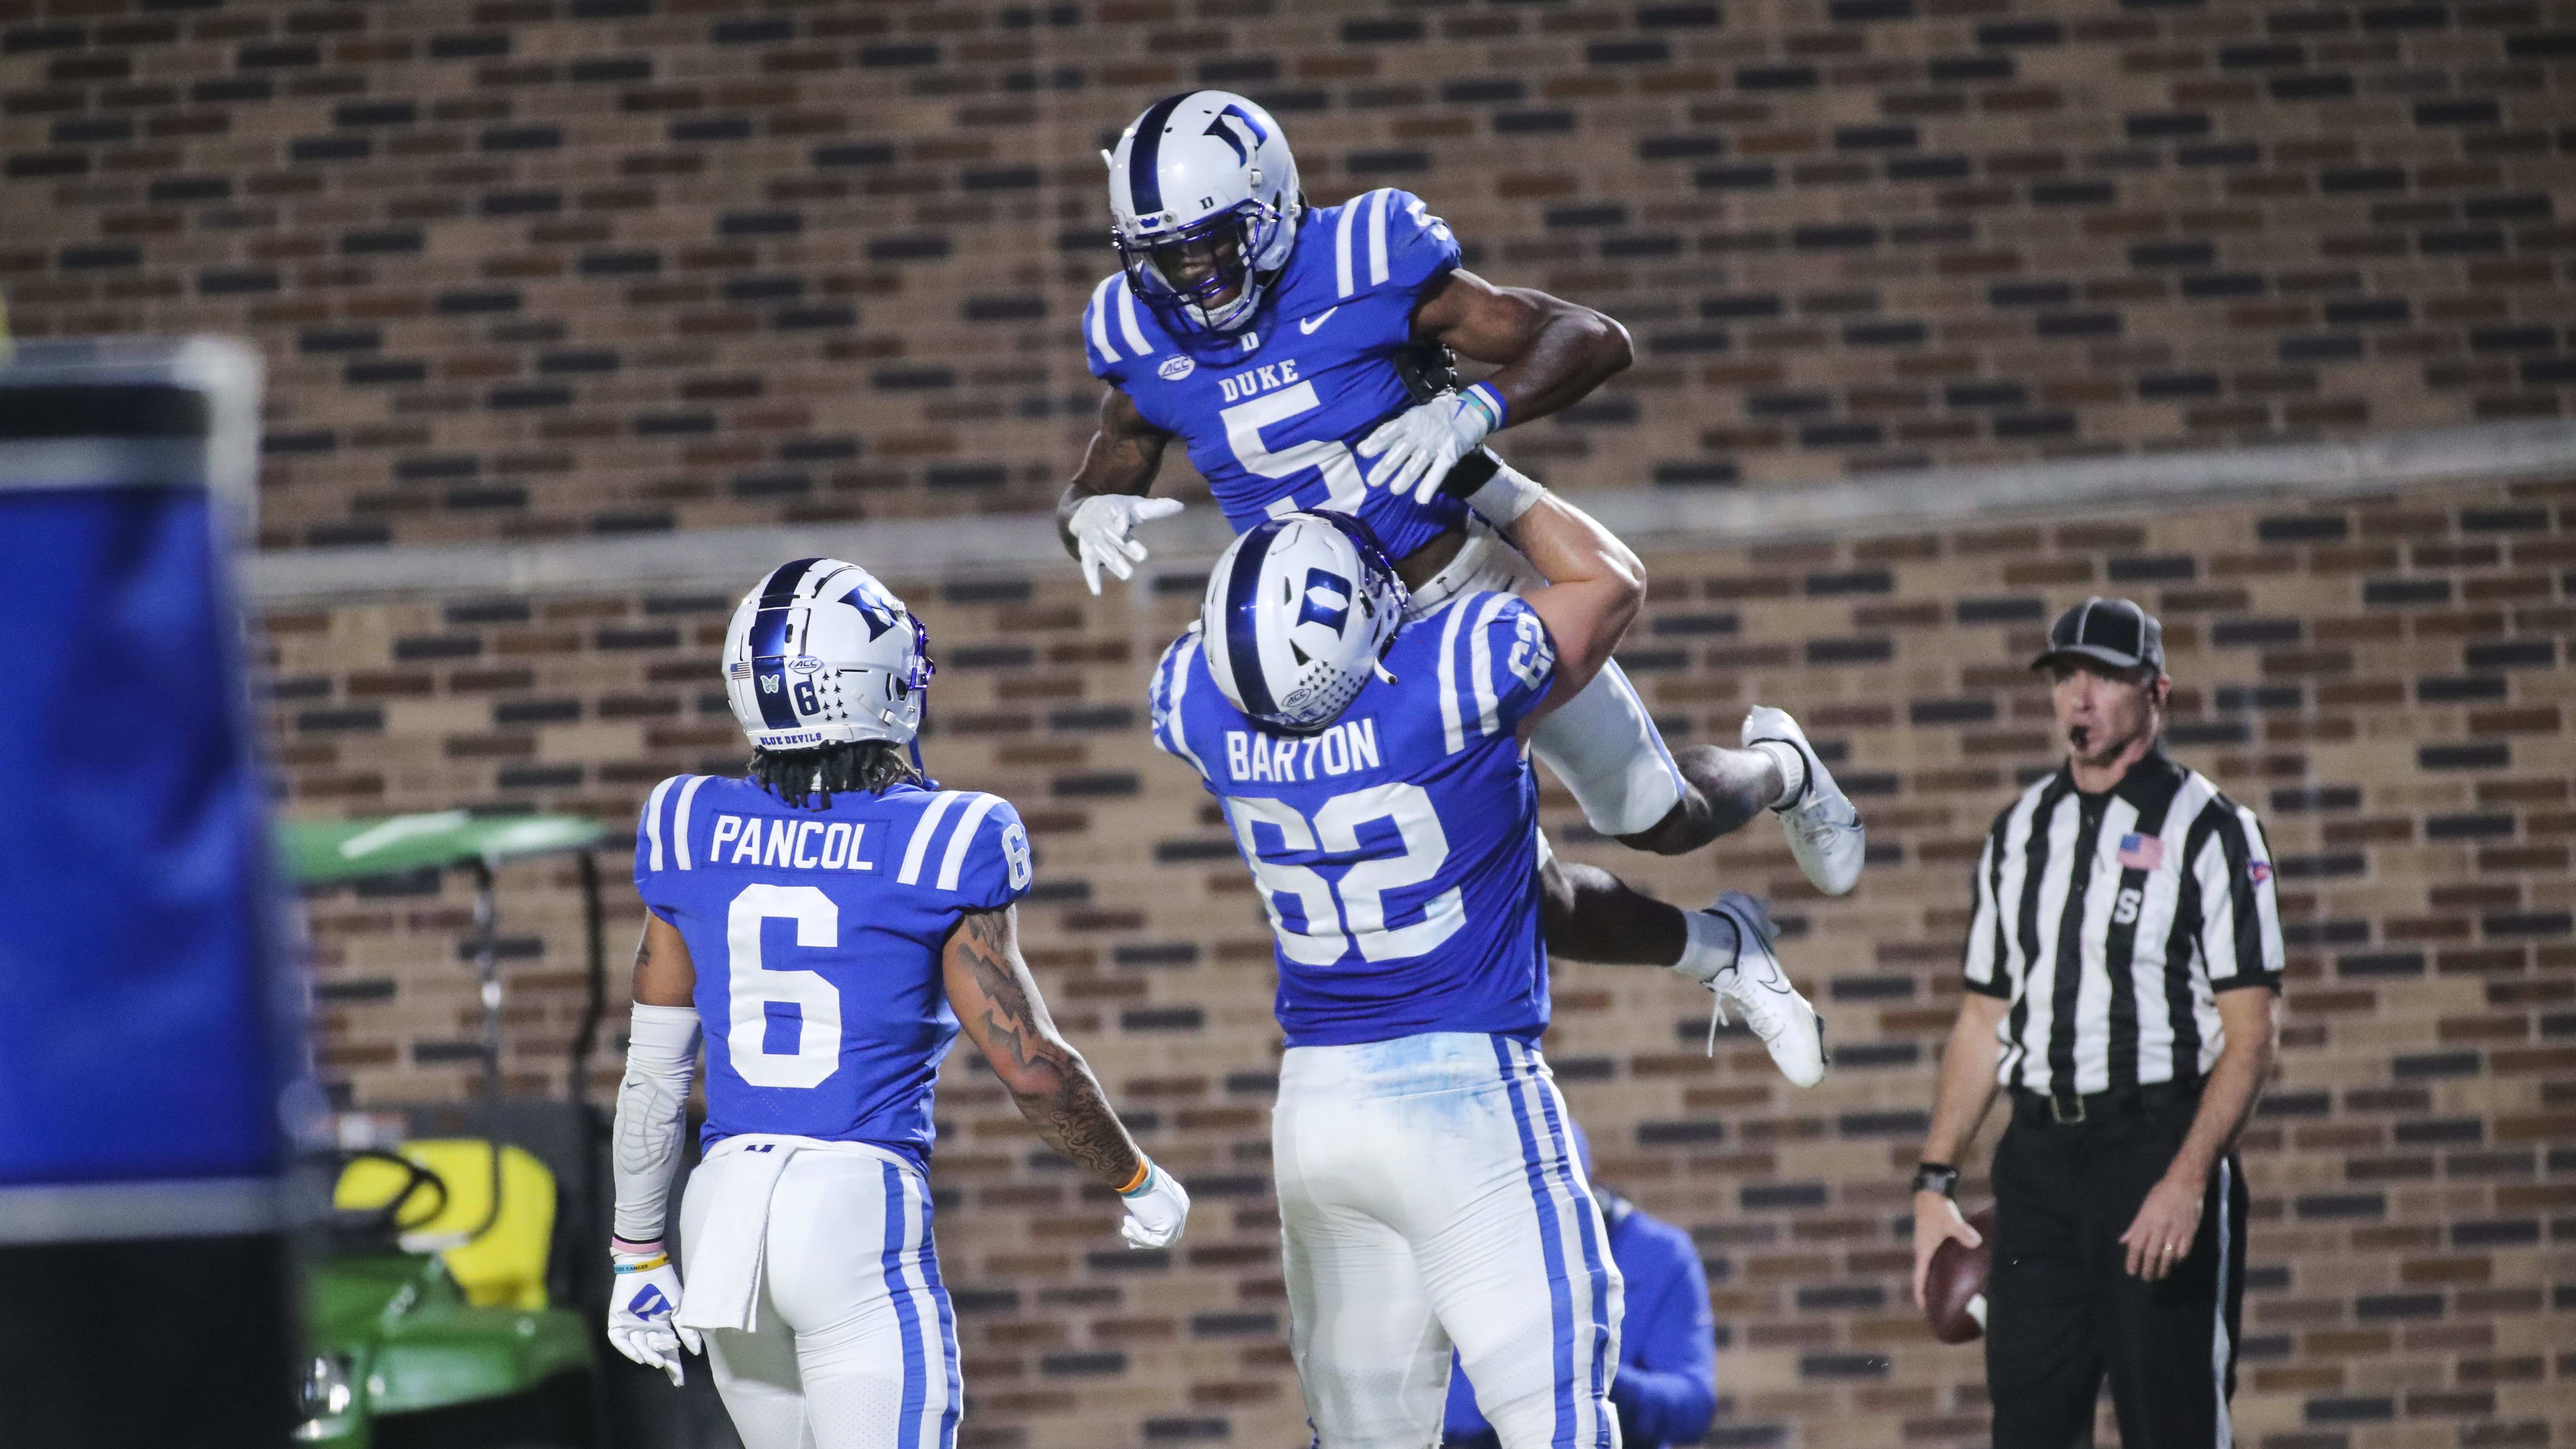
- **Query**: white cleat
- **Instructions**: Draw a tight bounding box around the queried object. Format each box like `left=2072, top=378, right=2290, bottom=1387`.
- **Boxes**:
left=1698, top=892, right=1827, bottom=1087
left=1743, top=705, right=1866, bottom=897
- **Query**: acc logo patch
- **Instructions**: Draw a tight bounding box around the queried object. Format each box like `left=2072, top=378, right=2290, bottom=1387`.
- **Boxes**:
left=2248, top=860, right=2272, bottom=885
left=786, top=655, right=823, bottom=674
left=1158, top=354, right=1196, bottom=381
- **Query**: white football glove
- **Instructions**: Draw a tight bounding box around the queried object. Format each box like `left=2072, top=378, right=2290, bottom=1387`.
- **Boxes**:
left=606, top=1245, right=703, bottom=1386
left=1068, top=494, right=1185, bottom=595
left=1118, top=1159, right=1190, bottom=1250
left=1356, top=390, right=1495, bottom=505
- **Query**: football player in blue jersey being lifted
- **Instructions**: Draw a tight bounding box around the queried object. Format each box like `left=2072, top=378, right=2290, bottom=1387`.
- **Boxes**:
left=1151, top=487, right=1829, bottom=1449
left=1060, top=89, right=1865, bottom=892
left=604, top=558, right=1187, bottom=1449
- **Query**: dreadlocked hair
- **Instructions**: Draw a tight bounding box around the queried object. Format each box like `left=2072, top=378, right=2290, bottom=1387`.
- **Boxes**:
left=748, top=740, right=923, bottom=809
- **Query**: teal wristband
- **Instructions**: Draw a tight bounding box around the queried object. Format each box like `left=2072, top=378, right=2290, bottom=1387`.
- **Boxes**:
left=1462, top=382, right=1507, bottom=432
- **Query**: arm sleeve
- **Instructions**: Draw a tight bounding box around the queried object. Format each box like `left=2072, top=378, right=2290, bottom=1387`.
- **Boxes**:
left=1441, top=594, right=1556, bottom=742
left=1606, top=1219, right=1719, bottom=1447
left=948, top=797, right=1037, bottom=911
left=1962, top=822, right=2011, bottom=998
left=610, top=1003, right=701, bottom=1243
left=2197, top=802, right=2284, bottom=991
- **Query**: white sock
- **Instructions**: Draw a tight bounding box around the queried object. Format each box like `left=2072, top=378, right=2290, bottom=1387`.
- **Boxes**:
left=1673, top=908, right=1740, bottom=984
left=1749, top=740, right=1807, bottom=809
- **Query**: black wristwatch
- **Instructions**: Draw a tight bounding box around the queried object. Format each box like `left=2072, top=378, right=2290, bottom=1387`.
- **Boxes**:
left=1911, top=1162, right=1960, bottom=1198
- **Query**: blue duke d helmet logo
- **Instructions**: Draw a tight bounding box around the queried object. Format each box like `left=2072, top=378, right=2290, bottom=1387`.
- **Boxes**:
left=1296, top=568, right=1352, bottom=634
left=1200, top=512, right=1407, bottom=734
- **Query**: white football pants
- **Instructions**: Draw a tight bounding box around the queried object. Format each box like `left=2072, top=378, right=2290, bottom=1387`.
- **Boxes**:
left=1275, top=1032, right=1624, bottom=1449
left=1407, top=504, right=1685, bottom=837
left=678, top=1143, right=960, bottom=1449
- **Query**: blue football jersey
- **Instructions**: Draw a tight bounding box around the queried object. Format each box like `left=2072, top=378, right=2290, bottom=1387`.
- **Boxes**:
left=1084, top=187, right=1473, bottom=563
left=1148, top=591, right=1559, bottom=1047
left=633, top=776, right=1035, bottom=1167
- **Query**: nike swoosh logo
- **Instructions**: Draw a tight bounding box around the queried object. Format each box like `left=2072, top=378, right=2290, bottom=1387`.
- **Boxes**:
left=1298, top=307, right=1340, bottom=335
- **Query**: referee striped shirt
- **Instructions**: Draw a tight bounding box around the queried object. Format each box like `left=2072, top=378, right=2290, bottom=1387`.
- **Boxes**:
left=1964, top=748, right=2284, bottom=1096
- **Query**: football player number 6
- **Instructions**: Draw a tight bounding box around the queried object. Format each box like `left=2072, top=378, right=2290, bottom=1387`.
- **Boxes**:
left=1227, top=782, right=1465, bottom=965
left=725, top=884, right=844, bottom=1088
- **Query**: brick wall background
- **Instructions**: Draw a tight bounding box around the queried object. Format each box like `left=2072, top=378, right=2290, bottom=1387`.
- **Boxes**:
left=11, top=0, right=2573, bottom=1442
left=6, top=0, right=2575, bottom=549
left=268, top=479, right=2574, bottom=1449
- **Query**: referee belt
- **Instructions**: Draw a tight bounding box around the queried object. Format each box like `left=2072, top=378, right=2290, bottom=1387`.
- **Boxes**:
left=2009, top=1078, right=2200, bottom=1129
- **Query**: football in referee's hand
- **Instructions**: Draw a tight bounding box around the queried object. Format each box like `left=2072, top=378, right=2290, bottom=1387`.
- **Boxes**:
left=1925, top=1204, right=1997, bottom=1345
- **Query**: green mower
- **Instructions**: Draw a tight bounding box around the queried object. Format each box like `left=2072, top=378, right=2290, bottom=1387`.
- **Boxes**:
left=282, top=812, right=614, bottom=1448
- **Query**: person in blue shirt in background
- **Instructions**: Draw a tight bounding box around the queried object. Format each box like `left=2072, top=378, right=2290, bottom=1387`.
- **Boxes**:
left=1442, top=1123, right=1719, bottom=1449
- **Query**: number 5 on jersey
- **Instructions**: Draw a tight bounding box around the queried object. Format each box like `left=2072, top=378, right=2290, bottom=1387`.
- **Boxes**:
left=1223, top=382, right=1368, bottom=520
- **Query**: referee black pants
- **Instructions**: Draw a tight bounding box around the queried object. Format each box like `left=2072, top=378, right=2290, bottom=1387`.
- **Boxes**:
left=1985, top=1095, right=2249, bottom=1449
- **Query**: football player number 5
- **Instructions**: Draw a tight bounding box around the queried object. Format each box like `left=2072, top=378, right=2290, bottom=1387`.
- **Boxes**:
left=1227, top=782, right=1464, bottom=965
left=1222, top=383, right=1369, bottom=517
left=725, top=884, right=843, bottom=1088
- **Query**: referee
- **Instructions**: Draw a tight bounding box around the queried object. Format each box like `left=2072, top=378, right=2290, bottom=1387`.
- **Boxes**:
left=1910, top=597, right=2284, bottom=1449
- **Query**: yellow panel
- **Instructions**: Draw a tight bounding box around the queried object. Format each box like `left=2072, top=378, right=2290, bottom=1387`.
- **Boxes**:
left=333, top=1141, right=557, bottom=1310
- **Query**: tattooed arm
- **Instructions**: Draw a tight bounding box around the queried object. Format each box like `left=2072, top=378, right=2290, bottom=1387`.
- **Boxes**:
left=942, top=903, right=1146, bottom=1192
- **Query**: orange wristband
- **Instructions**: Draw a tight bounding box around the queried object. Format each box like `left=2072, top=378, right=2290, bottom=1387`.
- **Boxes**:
left=1117, top=1159, right=1151, bottom=1196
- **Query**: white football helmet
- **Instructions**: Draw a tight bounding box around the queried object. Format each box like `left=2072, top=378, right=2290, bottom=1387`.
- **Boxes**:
left=1200, top=511, right=1408, bottom=734
left=1106, top=89, right=1300, bottom=334
left=722, top=557, right=934, bottom=752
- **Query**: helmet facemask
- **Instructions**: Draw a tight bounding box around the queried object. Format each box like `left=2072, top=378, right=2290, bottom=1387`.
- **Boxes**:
left=1117, top=196, right=1285, bottom=334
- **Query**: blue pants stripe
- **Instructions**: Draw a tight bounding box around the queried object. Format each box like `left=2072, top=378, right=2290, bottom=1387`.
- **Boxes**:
left=1494, top=1037, right=1578, bottom=1449
left=880, top=1161, right=930, bottom=1449
left=916, top=1192, right=964, bottom=1449
left=1533, top=1072, right=1615, bottom=1449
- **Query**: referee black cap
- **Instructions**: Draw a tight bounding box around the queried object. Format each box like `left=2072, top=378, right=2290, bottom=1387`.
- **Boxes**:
left=2032, top=596, right=2165, bottom=674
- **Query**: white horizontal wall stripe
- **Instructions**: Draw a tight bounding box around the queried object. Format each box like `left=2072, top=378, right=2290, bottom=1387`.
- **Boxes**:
left=0, top=1176, right=288, bottom=1245
left=242, top=419, right=2576, bottom=605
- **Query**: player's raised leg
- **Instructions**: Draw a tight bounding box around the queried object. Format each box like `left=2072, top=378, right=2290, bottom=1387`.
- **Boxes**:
left=1538, top=853, right=1828, bottom=1087
left=1548, top=690, right=1864, bottom=895
left=1403, top=492, right=1867, bottom=887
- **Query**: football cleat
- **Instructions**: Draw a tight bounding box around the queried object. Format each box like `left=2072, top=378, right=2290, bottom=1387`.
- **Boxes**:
left=1744, top=705, right=1866, bottom=897
left=1698, top=892, right=1827, bottom=1088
